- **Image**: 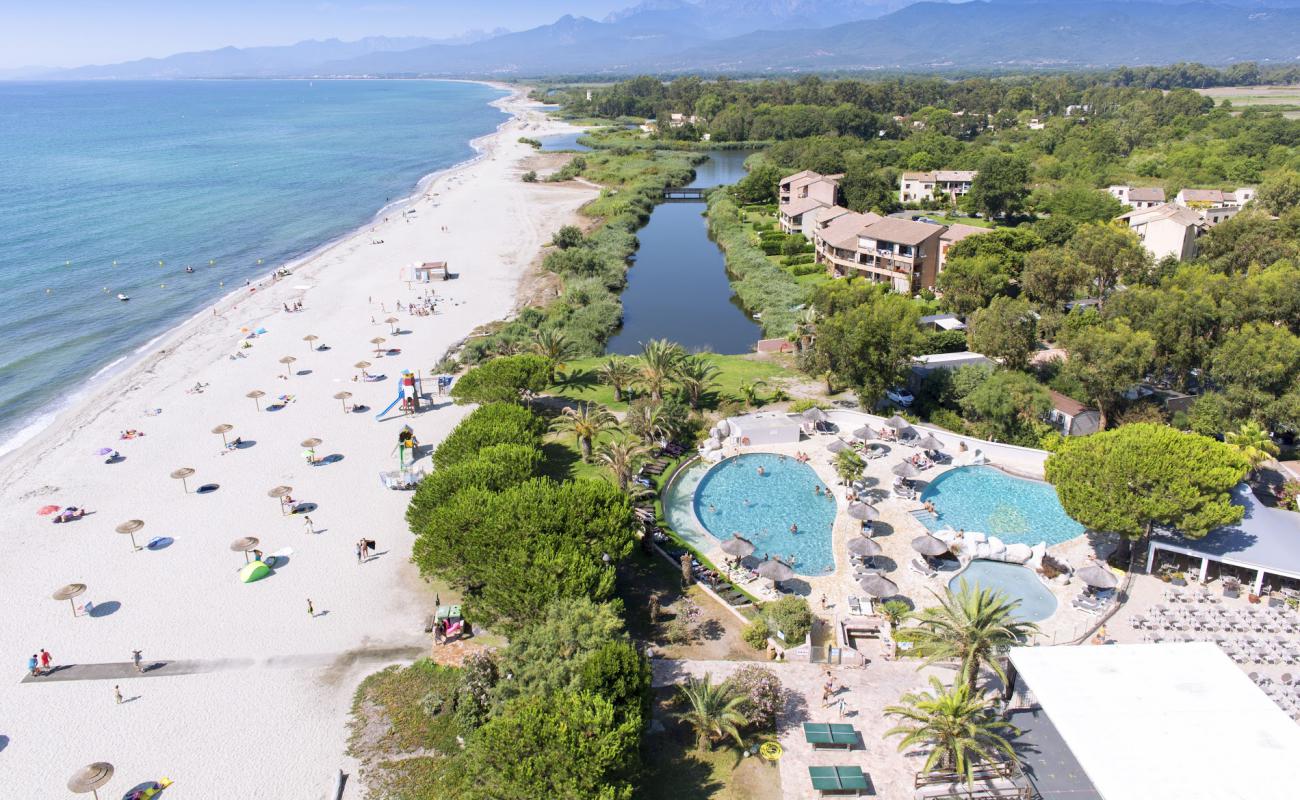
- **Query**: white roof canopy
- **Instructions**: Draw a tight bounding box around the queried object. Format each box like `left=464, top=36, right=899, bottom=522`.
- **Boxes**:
left=1010, top=643, right=1300, bottom=800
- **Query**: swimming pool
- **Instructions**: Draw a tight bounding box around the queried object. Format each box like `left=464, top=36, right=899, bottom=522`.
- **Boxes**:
left=948, top=560, right=1058, bottom=622
left=919, top=466, right=1085, bottom=546
left=669, top=453, right=836, bottom=576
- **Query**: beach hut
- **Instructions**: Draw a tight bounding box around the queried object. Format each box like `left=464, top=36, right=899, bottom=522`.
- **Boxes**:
left=52, top=583, right=87, bottom=617
left=115, top=519, right=144, bottom=551
left=68, top=762, right=114, bottom=799
left=246, top=390, right=265, bottom=411
left=170, top=467, right=195, bottom=493
left=412, top=261, right=450, bottom=282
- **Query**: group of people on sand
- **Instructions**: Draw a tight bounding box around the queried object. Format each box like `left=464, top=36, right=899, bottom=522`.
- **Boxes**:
left=119, top=429, right=145, bottom=440
left=282, top=300, right=304, bottom=313
left=793, top=451, right=811, bottom=463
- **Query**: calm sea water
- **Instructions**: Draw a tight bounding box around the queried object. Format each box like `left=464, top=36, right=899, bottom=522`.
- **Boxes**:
left=0, top=80, right=506, bottom=454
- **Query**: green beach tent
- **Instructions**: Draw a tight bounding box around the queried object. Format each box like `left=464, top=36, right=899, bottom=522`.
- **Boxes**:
left=239, top=560, right=271, bottom=583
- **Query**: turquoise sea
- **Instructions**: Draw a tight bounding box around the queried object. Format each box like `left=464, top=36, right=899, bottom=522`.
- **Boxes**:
left=0, top=80, right=506, bottom=454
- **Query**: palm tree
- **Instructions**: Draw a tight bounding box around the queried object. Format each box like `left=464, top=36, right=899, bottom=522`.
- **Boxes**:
left=676, top=674, right=748, bottom=751
left=532, top=329, right=575, bottom=384
left=795, top=307, right=818, bottom=351
left=551, top=402, right=617, bottom=462
left=884, top=676, right=1019, bottom=783
left=834, top=449, right=866, bottom=486
left=596, top=436, right=651, bottom=492
left=1225, top=421, right=1279, bottom=475
left=738, top=379, right=767, bottom=409
left=676, top=355, right=720, bottom=410
left=597, top=356, right=640, bottom=403
left=902, top=580, right=1038, bottom=696
left=640, top=339, right=684, bottom=402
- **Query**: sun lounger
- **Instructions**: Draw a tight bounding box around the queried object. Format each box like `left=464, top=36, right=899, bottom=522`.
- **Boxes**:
left=847, top=595, right=863, bottom=615
left=910, top=558, right=938, bottom=578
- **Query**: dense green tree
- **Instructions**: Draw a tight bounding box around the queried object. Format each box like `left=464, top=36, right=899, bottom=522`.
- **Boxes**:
left=1258, top=170, right=1300, bottom=216
left=1210, top=322, right=1300, bottom=424
left=406, top=443, right=542, bottom=535
left=1021, top=248, right=1088, bottom=309
left=1058, top=319, right=1156, bottom=429
left=834, top=448, right=867, bottom=486
left=885, top=677, right=1019, bottom=783
left=766, top=595, right=814, bottom=642
left=496, top=597, right=629, bottom=704
left=1197, top=210, right=1300, bottom=274
left=432, top=403, right=547, bottom=470
left=966, top=297, right=1039, bottom=370
left=964, top=153, right=1030, bottom=218
left=450, top=354, right=552, bottom=405
left=1035, top=184, right=1125, bottom=223
left=1044, top=423, right=1249, bottom=561
left=936, top=255, right=1013, bottom=315
left=812, top=293, right=926, bottom=405
left=943, top=227, right=1044, bottom=278
left=1067, top=222, right=1153, bottom=296
left=577, top=640, right=653, bottom=727
left=733, top=161, right=784, bottom=204
left=960, top=370, right=1052, bottom=444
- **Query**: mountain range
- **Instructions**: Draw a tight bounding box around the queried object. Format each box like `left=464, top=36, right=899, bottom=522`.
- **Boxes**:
left=15, top=0, right=1300, bottom=79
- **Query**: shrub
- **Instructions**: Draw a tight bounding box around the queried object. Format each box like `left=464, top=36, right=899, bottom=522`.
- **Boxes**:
left=760, top=240, right=783, bottom=256
left=742, top=618, right=771, bottom=650
left=729, top=665, right=783, bottom=730
left=577, top=640, right=652, bottom=726
left=550, top=225, right=586, bottom=249
left=662, top=617, right=693, bottom=645
left=926, top=407, right=967, bottom=433
left=449, top=354, right=551, bottom=405
left=765, top=596, right=813, bottom=643
left=782, top=253, right=815, bottom=266
left=789, top=262, right=824, bottom=276
left=922, top=329, right=969, bottom=355
left=788, top=398, right=827, bottom=413
left=708, top=193, right=808, bottom=336
left=518, top=136, right=542, bottom=149
left=432, top=403, right=546, bottom=470
left=522, top=170, right=538, bottom=183
left=406, top=443, right=543, bottom=535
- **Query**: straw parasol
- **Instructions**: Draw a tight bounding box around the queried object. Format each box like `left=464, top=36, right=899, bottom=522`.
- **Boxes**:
left=385, top=316, right=400, bottom=334
left=303, top=334, right=319, bottom=352
left=354, top=360, right=371, bottom=371
left=333, top=391, right=352, bottom=413
left=370, top=337, right=387, bottom=356
left=170, top=467, right=195, bottom=493
left=756, top=557, right=795, bottom=582
left=826, top=438, right=849, bottom=454
left=268, top=484, right=293, bottom=514
left=279, top=355, right=297, bottom=377
left=68, top=762, right=114, bottom=798
left=858, top=574, right=898, bottom=598
left=115, top=519, right=144, bottom=551
left=212, top=423, right=234, bottom=447
left=912, top=533, right=950, bottom=557
left=892, top=461, right=921, bottom=479
left=230, top=536, right=260, bottom=563
left=915, top=432, right=945, bottom=452
left=847, top=537, right=882, bottom=558
left=802, top=407, right=827, bottom=423
left=720, top=534, right=756, bottom=559
left=846, top=502, right=879, bottom=521
left=300, top=438, right=322, bottom=449
left=52, top=583, right=87, bottom=616
left=246, top=389, right=265, bottom=411
left=852, top=425, right=876, bottom=441
left=1077, top=563, right=1119, bottom=590
left=884, top=414, right=910, bottom=430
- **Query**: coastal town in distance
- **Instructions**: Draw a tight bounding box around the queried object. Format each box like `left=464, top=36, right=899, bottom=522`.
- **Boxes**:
left=4, top=2, right=1300, bottom=799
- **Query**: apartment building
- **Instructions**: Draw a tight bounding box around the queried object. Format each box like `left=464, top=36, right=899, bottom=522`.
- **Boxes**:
left=814, top=212, right=947, bottom=294
left=897, top=170, right=977, bottom=204
left=1107, top=185, right=1166, bottom=209
left=1118, top=204, right=1203, bottom=262
left=778, top=170, right=842, bottom=234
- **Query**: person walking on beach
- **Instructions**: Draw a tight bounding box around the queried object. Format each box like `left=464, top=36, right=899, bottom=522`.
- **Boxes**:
left=114, top=685, right=124, bottom=705
left=307, top=598, right=315, bottom=617
left=356, top=540, right=365, bottom=564
left=132, top=649, right=143, bottom=673
left=303, top=515, right=314, bottom=535
left=39, top=649, right=52, bottom=674
left=27, top=654, right=39, bottom=677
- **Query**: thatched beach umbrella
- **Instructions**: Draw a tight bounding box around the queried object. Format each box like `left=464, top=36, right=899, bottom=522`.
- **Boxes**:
left=884, top=414, right=910, bottom=430
left=303, top=334, right=319, bottom=352
left=915, top=432, right=945, bottom=452
left=370, top=337, right=387, bottom=356
left=826, top=438, right=849, bottom=454
left=802, top=407, right=828, bottom=423
left=246, top=390, right=265, bottom=411
left=115, top=519, right=144, bottom=551
left=231, top=536, right=260, bottom=563
left=848, top=537, right=882, bottom=558
left=68, top=762, right=114, bottom=798
left=846, top=502, right=879, bottom=522
left=720, top=534, right=756, bottom=559
left=333, top=391, right=352, bottom=413
left=385, top=316, right=400, bottom=334
left=858, top=574, right=898, bottom=598
left=756, top=557, right=795, bottom=583
left=892, top=461, right=921, bottom=479
left=268, top=484, right=293, bottom=514
left=852, top=425, right=877, bottom=441
left=300, top=438, right=322, bottom=449
left=1078, top=564, right=1119, bottom=590
left=354, top=360, right=371, bottom=371
left=170, top=467, right=195, bottom=493
left=912, top=533, right=950, bottom=557
left=278, top=355, right=297, bottom=377
left=52, top=583, right=87, bottom=617
left=212, top=423, right=234, bottom=447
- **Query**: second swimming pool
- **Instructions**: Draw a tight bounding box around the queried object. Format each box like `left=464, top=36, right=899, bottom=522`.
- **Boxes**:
left=920, top=465, right=1085, bottom=546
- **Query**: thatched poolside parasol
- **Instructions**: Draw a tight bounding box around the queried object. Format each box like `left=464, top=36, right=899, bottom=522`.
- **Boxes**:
left=170, top=467, right=195, bottom=493
left=115, top=519, right=144, bottom=551
left=52, top=583, right=87, bottom=616
left=369, top=337, right=387, bottom=356
left=231, top=536, right=260, bottom=563
left=892, top=461, right=921, bottom=479
left=858, top=574, right=898, bottom=598
left=246, top=389, right=265, bottom=411
left=884, top=414, right=910, bottom=430
left=826, top=438, right=849, bottom=454
left=852, top=425, right=877, bottom=441
left=1077, top=564, right=1119, bottom=589
left=268, top=484, right=293, bottom=514
left=68, top=762, right=114, bottom=798
left=847, top=537, right=882, bottom=558
left=385, top=316, right=400, bottom=333
left=303, top=334, right=319, bottom=352
left=914, top=432, right=945, bottom=451
left=802, top=407, right=827, bottom=423
left=720, top=534, right=756, bottom=559
left=846, top=502, right=879, bottom=521
left=354, top=360, right=371, bottom=371
left=911, top=533, right=950, bottom=557
left=211, top=423, right=234, bottom=447
left=300, top=438, right=322, bottom=449
left=278, top=355, right=297, bottom=377
left=333, top=391, right=352, bottom=413
left=756, top=557, right=795, bottom=582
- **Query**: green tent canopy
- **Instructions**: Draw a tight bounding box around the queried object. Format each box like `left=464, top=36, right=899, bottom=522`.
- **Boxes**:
left=239, top=560, right=271, bottom=583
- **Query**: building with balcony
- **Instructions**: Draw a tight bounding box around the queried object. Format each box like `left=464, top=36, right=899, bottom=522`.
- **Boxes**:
left=1107, top=185, right=1166, bottom=209
left=778, top=170, right=842, bottom=234
left=898, top=170, right=978, bottom=204
left=814, top=214, right=946, bottom=293
left=1118, top=203, right=1203, bottom=262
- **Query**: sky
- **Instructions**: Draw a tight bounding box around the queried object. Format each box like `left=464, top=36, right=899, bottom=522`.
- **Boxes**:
left=0, top=0, right=634, bottom=69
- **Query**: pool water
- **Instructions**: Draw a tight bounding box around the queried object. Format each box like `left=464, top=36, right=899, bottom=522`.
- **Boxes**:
left=920, top=466, right=1085, bottom=546
left=949, top=560, right=1058, bottom=622
left=689, top=453, right=837, bottom=576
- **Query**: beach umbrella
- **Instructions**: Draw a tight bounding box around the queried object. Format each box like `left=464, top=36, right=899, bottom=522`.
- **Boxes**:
left=354, top=360, right=372, bottom=371
left=720, top=534, right=756, bottom=559
left=892, top=461, right=921, bottom=479
left=756, top=557, right=795, bottom=582
left=1078, top=564, right=1119, bottom=590
left=230, top=536, right=260, bottom=564
left=334, top=391, right=352, bottom=413
left=858, top=574, right=898, bottom=598
left=369, top=337, right=387, bottom=356
left=279, top=355, right=297, bottom=377
left=826, top=438, right=849, bottom=454
left=884, top=414, right=910, bottom=430
left=37, top=504, right=60, bottom=516
left=115, top=519, right=144, bottom=551
left=848, top=537, right=882, bottom=558
left=846, top=502, right=879, bottom=521
left=246, top=390, right=265, bottom=411
left=52, top=583, right=87, bottom=616
left=385, top=316, right=400, bottom=334
left=211, top=423, right=234, bottom=447
left=300, top=438, right=322, bottom=449
left=68, top=762, right=114, bottom=798
left=170, top=467, right=195, bottom=493
left=268, top=485, right=293, bottom=515
left=852, top=425, right=876, bottom=441
left=802, top=407, right=827, bottom=423
left=303, top=334, right=319, bottom=352
left=912, top=533, right=950, bottom=557
left=915, top=433, right=945, bottom=452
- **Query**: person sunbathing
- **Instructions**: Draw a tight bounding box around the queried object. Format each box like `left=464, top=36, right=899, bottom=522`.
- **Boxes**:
left=53, top=506, right=87, bottom=523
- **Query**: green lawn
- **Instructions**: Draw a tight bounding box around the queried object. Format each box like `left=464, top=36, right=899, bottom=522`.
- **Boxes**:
left=553, top=353, right=796, bottom=414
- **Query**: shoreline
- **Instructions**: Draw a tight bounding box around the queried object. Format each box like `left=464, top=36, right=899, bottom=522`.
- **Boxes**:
left=0, top=80, right=522, bottom=465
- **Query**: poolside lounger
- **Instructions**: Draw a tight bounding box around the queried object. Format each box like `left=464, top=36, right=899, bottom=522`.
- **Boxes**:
left=847, top=596, right=863, bottom=615
left=808, top=765, right=870, bottom=797
left=803, top=722, right=859, bottom=750
left=910, top=558, right=938, bottom=578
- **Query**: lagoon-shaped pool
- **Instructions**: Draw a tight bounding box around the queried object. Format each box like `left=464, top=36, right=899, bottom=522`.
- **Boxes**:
left=949, top=560, right=1058, bottom=622
left=920, top=466, right=1085, bottom=547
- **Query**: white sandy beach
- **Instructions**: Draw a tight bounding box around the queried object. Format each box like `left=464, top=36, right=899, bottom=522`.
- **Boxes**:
left=0, top=85, right=595, bottom=798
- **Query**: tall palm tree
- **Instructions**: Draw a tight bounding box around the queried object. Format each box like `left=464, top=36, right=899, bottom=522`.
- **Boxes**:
left=676, top=674, right=748, bottom=752
left=639, top=339, right=684, bottom=402
left=795, top=307, right=818, bottom=352
left=738, top=379, right=767, bottom=409
left=1225, top=421, right=1279, bottom=475
left=596, top=436, right=651, bottom=492
left=597, top=356, right=640, bottom=403
left=902, top=581, right=1038, bottom=696
left=551, top=402, right=617, bottom=462
left=884, top=676, right=1019, bottom=783
left=532, top=329, right=575, bottom=384
left=626, top=400, right=667, bottom=444
left=676, top=355, right=720, bottom=410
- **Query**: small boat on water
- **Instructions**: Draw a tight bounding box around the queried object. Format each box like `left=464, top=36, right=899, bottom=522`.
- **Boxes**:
left=185, top=266, right=194, bottom=273
left=117, top=293, right=130, bottom=302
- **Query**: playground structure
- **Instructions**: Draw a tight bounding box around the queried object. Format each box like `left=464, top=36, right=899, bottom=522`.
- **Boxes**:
left=380, top=424, right=426, bottom=490
left=375, top=370, right=423, bottom=420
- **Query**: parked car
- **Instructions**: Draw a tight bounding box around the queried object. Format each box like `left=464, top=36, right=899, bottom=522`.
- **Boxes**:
left=886, top=387, right=914, bottom=407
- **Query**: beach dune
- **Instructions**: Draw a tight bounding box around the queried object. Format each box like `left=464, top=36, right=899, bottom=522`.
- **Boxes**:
left=0, top=86, right=595, bottom=798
